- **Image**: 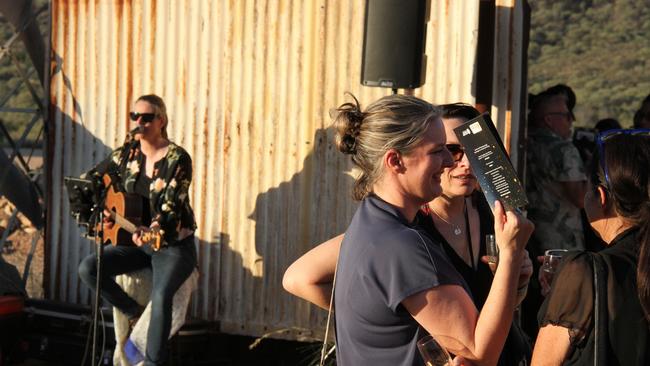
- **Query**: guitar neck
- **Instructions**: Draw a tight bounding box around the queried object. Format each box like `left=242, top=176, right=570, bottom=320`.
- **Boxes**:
left=108, top=211, right=139, bottom=233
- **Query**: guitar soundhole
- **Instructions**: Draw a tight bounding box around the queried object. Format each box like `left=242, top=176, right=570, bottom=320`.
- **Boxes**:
left=103, top=177, right=145, bottom=246
left=118, top=193, right=144, bottom=245
left=122, top=193, right=144, bottom=226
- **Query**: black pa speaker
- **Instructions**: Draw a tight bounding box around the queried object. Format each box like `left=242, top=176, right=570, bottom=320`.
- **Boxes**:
left=361, top=0, right=429, bottom=89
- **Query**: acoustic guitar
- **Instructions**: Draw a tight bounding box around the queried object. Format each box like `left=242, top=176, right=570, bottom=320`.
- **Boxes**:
left=99, top=174, right=163, bottom=251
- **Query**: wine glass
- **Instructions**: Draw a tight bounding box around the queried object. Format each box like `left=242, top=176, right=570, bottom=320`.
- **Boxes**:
left=540, top=249, right=568, bottom=295
left=541, top=249, right=568, bottom=277
left=417, top=335, right=453, bottom=366
left=485, top=234, right=498, bottom=266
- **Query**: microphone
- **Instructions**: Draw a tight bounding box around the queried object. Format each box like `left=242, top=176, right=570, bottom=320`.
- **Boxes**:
left=129, top=126, right=143, bottom=137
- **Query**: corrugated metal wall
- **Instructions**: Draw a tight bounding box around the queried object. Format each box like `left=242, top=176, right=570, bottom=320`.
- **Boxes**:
left=46, top=0, right=525, bottom=341
left=491, top=0, right=528, bottom=169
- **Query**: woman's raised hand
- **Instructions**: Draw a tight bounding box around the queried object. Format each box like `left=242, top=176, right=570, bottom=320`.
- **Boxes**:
left=493, top=200, right=534, bottom=257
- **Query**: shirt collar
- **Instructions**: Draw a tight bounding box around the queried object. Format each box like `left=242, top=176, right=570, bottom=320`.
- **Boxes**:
left=366, top=194, right=418, bottom=227
left=609, top=227, right=638, bottom=249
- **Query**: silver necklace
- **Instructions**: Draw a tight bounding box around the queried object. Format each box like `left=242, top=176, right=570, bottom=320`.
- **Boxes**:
left=430, top=206, right=462, bottom=236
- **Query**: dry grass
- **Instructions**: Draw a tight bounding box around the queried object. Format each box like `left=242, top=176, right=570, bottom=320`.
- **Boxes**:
left=0, top=197, right=44, bottom=298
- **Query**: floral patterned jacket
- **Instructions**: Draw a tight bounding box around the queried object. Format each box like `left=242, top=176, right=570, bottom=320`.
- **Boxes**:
left=84, top=140, right=197, bottom=245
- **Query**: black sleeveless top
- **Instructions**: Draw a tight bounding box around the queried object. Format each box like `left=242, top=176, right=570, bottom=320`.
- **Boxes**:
left=418, top=192, right=532, bottom=366
left=133, top=157, right=152, bottom=226
left=539, top=229, right=650, bottom=365
left=418, top=193, right=494, bottom=309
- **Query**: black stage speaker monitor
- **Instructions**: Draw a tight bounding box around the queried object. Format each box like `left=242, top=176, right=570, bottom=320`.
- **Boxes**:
left=361, top=0, right=429, bottom=89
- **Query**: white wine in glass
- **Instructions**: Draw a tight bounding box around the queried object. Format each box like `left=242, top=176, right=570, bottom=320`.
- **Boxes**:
left=417, top=335, right=453, bottom=366
left=485, top=234, right=498, bottom=265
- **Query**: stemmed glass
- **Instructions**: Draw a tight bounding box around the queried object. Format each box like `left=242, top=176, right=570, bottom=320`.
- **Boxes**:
left=540, top=249, right=568, bottom=295
left=417, top=335, right=453, bottom=366
left=485, top=234, right=503, bottom=275
left=541, top=249, right=568, bottom=280
left=485, top=234, right=498, bottom=265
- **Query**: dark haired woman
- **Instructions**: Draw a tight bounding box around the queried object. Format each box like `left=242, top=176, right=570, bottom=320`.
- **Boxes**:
left=285, top=94, right=533, bottom=365
left=532, top=132, right=650, bottom=365
left=78, top=94, right=197, bottom=366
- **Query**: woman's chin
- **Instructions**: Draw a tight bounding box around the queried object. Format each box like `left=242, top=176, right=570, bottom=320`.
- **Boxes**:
left=442, top=186, right=475, bottom=198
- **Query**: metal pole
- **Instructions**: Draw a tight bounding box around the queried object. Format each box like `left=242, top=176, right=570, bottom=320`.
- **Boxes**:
left=91, top=210, right=105, bottom=365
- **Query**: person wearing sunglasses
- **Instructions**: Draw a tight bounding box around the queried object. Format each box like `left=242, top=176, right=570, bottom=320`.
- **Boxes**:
left=282, top=100, right=533, bottom=365
left=522, top=89, right=588, bottom=339
left=532, top=131, right=650, bottom=365
left=424, top=104, right=533, bottom=365
left=526, top=90, right=586, bottom=240
left=77, top=94, right=197, bottom=366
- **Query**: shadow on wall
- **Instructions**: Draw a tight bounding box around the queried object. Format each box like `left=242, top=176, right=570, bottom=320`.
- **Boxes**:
left=192, top=234, right=227, bottom=322
left=246, top=125, right=355, bottom=339
left=46, top=51, right=115, bottom=302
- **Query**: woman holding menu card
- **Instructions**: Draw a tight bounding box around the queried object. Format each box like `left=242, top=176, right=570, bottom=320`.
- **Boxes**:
left=283, top=97, right=533, bottom=365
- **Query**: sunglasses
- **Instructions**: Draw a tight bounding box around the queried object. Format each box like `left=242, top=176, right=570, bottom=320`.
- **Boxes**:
left=129, top=112, right=157, bottom=123
left=446, top=144, right=465, bottom=162
left=596, top=128, right=650, bottom=185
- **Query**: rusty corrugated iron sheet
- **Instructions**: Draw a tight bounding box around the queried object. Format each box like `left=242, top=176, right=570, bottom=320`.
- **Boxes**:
left=46, top=0, right=526, bottom=341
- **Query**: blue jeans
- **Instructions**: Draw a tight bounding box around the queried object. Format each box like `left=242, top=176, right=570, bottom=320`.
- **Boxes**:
left=78, top=236, right=197, bottom=365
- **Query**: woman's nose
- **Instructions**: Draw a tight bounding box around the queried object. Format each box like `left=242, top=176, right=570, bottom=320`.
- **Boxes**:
left=458, top=152, right=471, bottom=166
left=442, top=147, right=455, bottom=168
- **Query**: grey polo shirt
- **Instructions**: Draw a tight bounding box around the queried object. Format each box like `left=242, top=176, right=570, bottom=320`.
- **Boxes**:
left=334, top=195, right=469, bottom=366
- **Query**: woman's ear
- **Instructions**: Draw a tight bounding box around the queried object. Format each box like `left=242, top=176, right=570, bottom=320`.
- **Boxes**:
left=160, top=117, right=168, bottom=137
left=597, top=185, right=608, bottom=208
left=384, top=149, right=403, bottom=173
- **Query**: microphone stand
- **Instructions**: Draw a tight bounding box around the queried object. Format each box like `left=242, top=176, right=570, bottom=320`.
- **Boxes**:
left=87, top=186, right=108, bottom=366
left=88, top=134, right=137, bottom=365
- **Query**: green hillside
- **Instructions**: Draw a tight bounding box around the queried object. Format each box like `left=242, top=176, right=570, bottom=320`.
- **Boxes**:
left=528, top=0, right=650, bottom=127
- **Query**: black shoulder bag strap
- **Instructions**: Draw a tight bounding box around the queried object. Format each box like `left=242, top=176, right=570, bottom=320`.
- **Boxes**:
left=592, top=253, right=608, bottom=366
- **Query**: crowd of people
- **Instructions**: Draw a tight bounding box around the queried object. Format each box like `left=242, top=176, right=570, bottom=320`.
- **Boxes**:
left=283, top=90, right=650, bottom=366
left=74, top=89, right=650, bottom=365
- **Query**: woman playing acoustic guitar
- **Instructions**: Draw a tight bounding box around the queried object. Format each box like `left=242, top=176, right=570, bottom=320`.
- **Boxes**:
left=78, top=94, right=197, bottom=366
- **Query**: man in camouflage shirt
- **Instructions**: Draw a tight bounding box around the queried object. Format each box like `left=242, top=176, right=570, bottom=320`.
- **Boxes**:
left=521, top=90, right=587, bottom=338
left=526, top=92, right=586, bottom=254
